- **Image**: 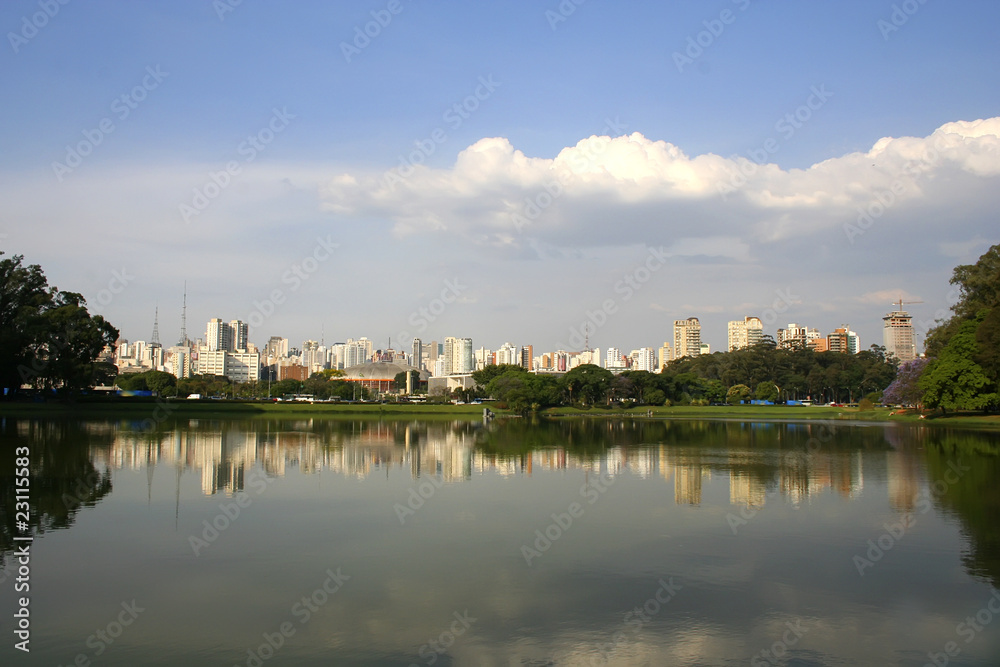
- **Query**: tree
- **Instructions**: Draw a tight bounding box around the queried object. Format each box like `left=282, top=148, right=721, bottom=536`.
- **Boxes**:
left=727, top=384, right=751, bottom=404
left=472, top=364, right=525, bottom=387
left=645, top=388, right=666, bottom=406
left=0, top=253, right=52, bottom=392
left=487, top=371, right=559, bottom=412
left=974, top=306, right=1000, bottom=386
left=0, top=253, right=119, bottom=394
left=920, top=318, right=998, bottom=414
left=926, top=243, right=1000, bottom=356
left=882, top=358, right=929, bottom=406
left=116, top=370, right=176, bottom=394
left=754, top=382, right=778, bottom=402
left=394, top=370, right=421, bottom=392
left=560, top=364, right=612, bottom=406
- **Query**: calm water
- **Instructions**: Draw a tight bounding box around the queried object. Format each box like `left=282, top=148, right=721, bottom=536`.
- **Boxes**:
left=2, top=415, right=1000, bottom=666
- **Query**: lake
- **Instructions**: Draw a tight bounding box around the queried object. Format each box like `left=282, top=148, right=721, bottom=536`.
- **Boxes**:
left=2, top=415, right=999, bottom=666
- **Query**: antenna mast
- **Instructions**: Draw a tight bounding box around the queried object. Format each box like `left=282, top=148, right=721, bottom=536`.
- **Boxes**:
left=151, top=306, right=161, bottom=346
left=179, top=281, right=187, bottom=346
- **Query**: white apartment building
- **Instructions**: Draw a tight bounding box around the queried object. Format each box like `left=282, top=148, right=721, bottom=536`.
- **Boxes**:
left=728, top=316, right=764, bottom=351
left=674, top=318, right=701, bottom=359
left=632, top=347, right=657, bottom=372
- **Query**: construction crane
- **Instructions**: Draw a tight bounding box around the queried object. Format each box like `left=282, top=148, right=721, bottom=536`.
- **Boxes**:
left=892, top=298, right=923, bottom=311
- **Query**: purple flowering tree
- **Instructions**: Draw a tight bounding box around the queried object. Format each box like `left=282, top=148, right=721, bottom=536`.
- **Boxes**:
left=881, top=358, right=929, bottom=406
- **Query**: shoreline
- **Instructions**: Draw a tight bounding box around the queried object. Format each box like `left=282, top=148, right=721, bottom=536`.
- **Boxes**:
left=1, top=400, right=998, bottom=429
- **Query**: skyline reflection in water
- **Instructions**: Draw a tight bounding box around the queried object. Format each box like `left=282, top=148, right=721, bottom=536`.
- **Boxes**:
left=1, top=416, right=998, bottom=666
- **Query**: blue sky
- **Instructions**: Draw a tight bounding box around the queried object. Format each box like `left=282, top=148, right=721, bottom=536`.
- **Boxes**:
left=2, top=0, right=999, bottom=356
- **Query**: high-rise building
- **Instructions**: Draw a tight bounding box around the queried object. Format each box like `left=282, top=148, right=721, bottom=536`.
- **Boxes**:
left=633, top=347, right=656, bottom=372
left=444, top=337, right=474, bottom=374
left=728, top=316, right=764, bottom=351
left=496, top=342, right=518, bottom=366
left=229, top=320, right=248, bottom=351
left=776, top=323, right=820, bottom=350
left=657, top=341, right=673, bottom=371
left=883, top=309, right=916, bottom=362
left=475, top=347, right=494, bottom=370
left=412, top=338, right=422, bottom=370
left=674, top=318, right=701, bottom=359
left=520, top=345, right=533, bottom=371
left=605, top=347, right=626, bottom=370
left=847, top=329, right=861, bottom=354
left=206, top=318, right=230, bottom=352
left=205, top=318, right=248, bottom=352
left=828, top=326, right=851, bottom=354
left=264, top=336, right=289, bottom=361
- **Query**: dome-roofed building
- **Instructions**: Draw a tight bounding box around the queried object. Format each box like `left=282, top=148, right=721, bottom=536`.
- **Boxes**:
left=342, top=361, right=429, bottom=394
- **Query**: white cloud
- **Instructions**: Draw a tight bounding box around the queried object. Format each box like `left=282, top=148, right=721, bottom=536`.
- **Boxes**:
left=321, top=118, right=1000, bottom=251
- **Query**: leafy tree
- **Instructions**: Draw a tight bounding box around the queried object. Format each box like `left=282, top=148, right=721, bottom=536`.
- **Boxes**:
left=645, top=388, right=666, bottom=406
left=0, top=253, right=52, bottom=392
left=974, top=306, right=1000, bottom=386
left=488, top=371, right=560, bottom=412
left=116, top=370, right=176, bottom=394
left=926, top=243, right=1000, bottom=356
left=920, top=318, right=998, bottom=414
left=177, top=374, right=230, bottom=397
left=727, top=384, right=751, bottom=404
left=472, top=364, right=526, bottom=387
left=0, top=253, right=119, bottom=394
left=560, top=364, right=612, bottom=406
left=754, top=382, right=778, bottom=402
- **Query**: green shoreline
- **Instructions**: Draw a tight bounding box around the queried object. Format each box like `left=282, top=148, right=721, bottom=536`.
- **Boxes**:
left=2, top=400, right=999, bottom=429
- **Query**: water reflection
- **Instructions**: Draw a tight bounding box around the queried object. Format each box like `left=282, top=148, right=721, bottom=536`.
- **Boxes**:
left=0, top=416, right=998, bottom=665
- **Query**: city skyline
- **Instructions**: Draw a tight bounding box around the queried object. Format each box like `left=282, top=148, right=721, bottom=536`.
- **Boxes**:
left=2, top=2, right=998, bottom=357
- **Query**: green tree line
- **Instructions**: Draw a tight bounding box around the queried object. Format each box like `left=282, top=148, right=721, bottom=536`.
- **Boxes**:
left=471, top=341, right=898, bottom=413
